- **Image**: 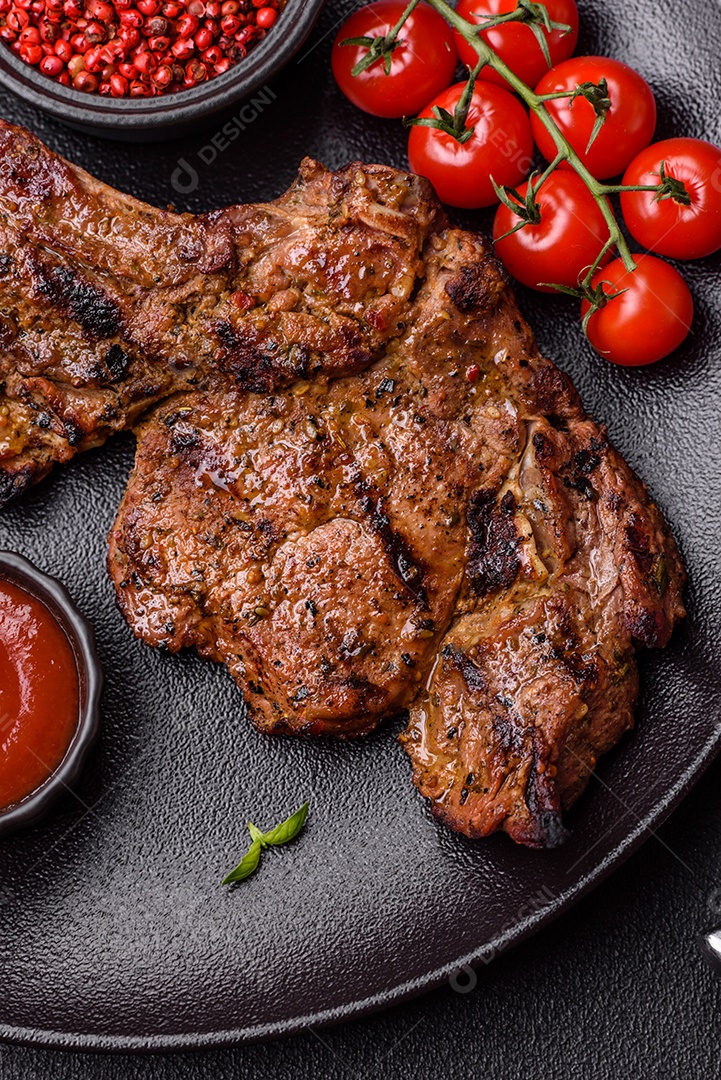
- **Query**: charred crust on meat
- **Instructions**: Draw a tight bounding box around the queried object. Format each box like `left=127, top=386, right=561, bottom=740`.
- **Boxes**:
left=444, top=644, right=487, bottom=694
left=170, top=428, right=200, bottom=455
left=357, top=485, right=428, bottom=605
left=36, top=264, right=122, bottom=340
left=0, top=463, right=35, bottom=507
left=63, top=417, right=84, bottom=446
left=103, top=344, right=133, bottom=383
left=626, top=607, right=665, bottom=649
left=532, top=430, right=554, bottom=462
left=523, top=736, right=568, bottom=848
left=532, top=364, right=580, bottom=416
left=563, top=474, right=597, bottom=500
left=527, top=809, right=568, bottom=849
left=574, top=446, right=602, bottom=474
left=214, top=321, right=303, bottom=394
left=444, top=258, right=505, bottom=314
left=467, top=488, right=521, bottom=596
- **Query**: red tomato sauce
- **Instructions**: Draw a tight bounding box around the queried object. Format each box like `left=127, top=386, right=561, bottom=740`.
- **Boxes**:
left=0, top=579, right=80, bottom=810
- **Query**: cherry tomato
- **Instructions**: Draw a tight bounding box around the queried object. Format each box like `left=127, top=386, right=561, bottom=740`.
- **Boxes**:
left=620, top=137, right=721, bottom=260
left=532, top=57, right=656, bottom=180
left=331, top=1, right=457, bottom=119
left=454, top=0, right=578, bottom=91
left=581, top=255, right=693, bottom=366
left=492, top=171, right=612, bottom=291
left=408, top=80, right=534, bottom=208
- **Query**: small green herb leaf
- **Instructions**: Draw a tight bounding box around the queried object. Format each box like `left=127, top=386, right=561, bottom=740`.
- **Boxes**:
left=222, top=803, right=310, bottom=885
left=222, top=840, right=262, bottom=885
left=247, top=821, right=267, bottom=848
left=262, top=801, right=309, bottom=847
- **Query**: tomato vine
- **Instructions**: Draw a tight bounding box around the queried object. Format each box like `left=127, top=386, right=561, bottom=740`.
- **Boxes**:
left=342, top=0, right=692, bottom=322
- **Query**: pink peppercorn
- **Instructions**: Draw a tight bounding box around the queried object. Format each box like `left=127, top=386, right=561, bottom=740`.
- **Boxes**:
left=72, top=67, right=96, bottom=88
left=109, top=70, right=127, bottom=92
left=169, top=35, right=191, bottom=57
left=19, top=40, right=42, bottom=59
left=2, top=0, right=281, bottom=93
left=255, top=5, right=274, bottom=27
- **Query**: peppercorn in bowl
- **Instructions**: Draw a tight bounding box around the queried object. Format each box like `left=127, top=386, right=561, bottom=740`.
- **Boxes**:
left=0, top=0, right=324, bottom=138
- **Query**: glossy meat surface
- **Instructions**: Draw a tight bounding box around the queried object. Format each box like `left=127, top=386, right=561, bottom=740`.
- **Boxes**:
left=0, top=121, right=686, bottom=846
left=0, top=121, right=438, bottom=504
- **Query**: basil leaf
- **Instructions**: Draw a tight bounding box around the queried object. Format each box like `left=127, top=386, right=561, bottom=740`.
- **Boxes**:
left=262, top=802, right=309, bottom=847
left=247, top=821, right=266, bottom=847
left=221, top=840, right=262, bottom=885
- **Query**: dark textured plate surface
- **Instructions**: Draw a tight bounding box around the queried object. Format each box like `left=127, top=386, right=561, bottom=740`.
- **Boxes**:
left=0, top=0, right=719, bottom=1053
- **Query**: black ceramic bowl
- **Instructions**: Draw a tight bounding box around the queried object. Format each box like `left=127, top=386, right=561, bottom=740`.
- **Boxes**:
left=0, top=0, right=326, bottom=141
left=0, top=551, right=102, bottom=837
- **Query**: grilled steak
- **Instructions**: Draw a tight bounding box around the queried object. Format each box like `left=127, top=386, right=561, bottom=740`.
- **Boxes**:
left=0, top=121, right=438, bottom=504
left=109, top=231, right=685, bottom=845
left=0, top=121, right=685, bottom=846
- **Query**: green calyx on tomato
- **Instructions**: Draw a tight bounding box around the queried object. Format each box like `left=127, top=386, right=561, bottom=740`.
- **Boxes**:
left=532, top=56, right=657, bottom=181
left=493, top=170, right=613, bottom=292
left=621, top=138, right=721, bottom=260
left=405, top=61, right=480, bottom=145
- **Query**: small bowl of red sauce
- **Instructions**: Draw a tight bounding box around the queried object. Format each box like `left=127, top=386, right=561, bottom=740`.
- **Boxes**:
left=0, top=551, right=102, bottom=837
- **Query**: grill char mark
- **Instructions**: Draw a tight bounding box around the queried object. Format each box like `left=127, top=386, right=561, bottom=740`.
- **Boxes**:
left=36, top=264, right=123, bottom=340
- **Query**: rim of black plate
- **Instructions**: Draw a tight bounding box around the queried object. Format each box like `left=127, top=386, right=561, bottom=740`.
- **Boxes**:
left=0, top=722, right=718, bottom=1054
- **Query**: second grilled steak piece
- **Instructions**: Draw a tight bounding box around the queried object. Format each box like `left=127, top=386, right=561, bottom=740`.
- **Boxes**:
left=109, top=225, right=685, bottom=844
left=0, top=121, right=439, bottom=505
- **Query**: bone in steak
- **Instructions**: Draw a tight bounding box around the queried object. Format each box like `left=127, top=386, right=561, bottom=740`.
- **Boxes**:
left=0, top=121, right=685, bottom=847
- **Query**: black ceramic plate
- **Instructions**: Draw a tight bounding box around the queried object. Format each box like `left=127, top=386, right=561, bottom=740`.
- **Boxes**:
left=0, top=0, right=719, bottom=1053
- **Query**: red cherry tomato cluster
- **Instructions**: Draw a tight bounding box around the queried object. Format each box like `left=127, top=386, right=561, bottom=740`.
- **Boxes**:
left=0, top=0, right=282, bottom=95
left=332, top=0, right=721, bottom=367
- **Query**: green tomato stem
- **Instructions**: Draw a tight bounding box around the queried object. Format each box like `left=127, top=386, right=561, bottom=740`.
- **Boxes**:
left=533, top=150, right=565, bottom=194
left=386, top=0, right=421, bottom=47
left=412, top=0, right=640, bottom=273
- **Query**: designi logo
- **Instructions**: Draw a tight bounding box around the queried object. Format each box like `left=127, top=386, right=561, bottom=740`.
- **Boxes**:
left=171, top=86, right=277, bottom=195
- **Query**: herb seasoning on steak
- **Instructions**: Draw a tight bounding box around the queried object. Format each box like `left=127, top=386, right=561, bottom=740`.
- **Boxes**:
left=0, top=121, right=685, bottom=847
